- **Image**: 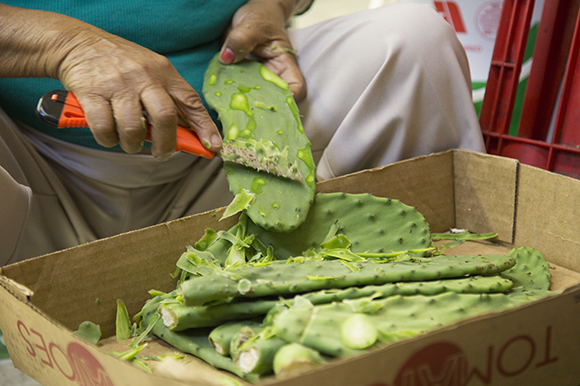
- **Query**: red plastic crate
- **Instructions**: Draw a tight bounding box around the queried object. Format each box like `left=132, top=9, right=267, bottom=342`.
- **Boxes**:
left=480, top=0, right=580, bottom=179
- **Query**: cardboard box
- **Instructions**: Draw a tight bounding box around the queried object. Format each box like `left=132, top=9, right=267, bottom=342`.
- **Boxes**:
left=1, top=149, right=580, bottom=386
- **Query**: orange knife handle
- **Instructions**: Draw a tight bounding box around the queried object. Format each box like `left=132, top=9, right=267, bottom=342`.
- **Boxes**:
left=57, top=91, right=215, bottom=159
left=142, top=126, right=215, bottom=159
left=58, top=92, right=87, bottom=128
left=175, top=127, right=215, bottom=159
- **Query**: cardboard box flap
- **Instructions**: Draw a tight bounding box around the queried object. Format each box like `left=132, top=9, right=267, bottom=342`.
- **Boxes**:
left=453, top=150, right=518, bottom=243
left=515, top=164, right=580, bottom=271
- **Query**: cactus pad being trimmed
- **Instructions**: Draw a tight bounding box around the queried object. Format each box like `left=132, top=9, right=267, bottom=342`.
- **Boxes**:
left=203, top=54, right=316, bottom=232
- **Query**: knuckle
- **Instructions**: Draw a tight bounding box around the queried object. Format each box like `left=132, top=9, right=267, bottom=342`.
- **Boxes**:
left=151, top=54, right=174, bottom=71
left=227, top=28, right=257, bottom=52
left=90, top=121, right=114, bottom=136
left=92, top=130, right=118, bottom=147
left=152, top=105, right=177, bottom=124
left=121, top=125, right=147, bottom=141
left=181, top=94, right=204, bottom=110
left=159, top=55, right=173, bottom=67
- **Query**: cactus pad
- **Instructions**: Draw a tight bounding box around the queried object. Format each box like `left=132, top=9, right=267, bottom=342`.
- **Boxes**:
left=247, top=192, right=432, bottom=259
left=140, top=295, right=260, bottom=382
left=160, top=275, right=513, bottom=331
left=203, top=55, right=316, bottom=232
left=272, top=247, right=556, bottom=357
left=179, top=254, right=516, bottom=306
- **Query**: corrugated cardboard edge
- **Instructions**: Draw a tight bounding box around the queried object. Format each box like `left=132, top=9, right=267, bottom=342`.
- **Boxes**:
left=0, top=273, right=33, bottom=302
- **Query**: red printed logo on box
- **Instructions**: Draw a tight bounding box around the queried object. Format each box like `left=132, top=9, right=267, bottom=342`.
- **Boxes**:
left=67, top=342, right=115, bottom=386
left=370, top=326, right=559, bottom=386
left=17, top=320, right=116, bottom=386
left=393, top=342, right=466, bottom=385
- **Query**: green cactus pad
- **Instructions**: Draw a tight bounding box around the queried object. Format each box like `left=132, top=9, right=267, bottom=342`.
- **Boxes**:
left=274, top=292, right=519, bottom=357
left=272, top=247, right=555, bottom=357
left=273, top=343, right=325, bottom=378
left=203, top=55, right=316, bottom=232
left=340, top=314, right=378, bottom=349
left=501, top=246, right=553, bottom=294
left=160, top=275, right=513, bottom=331
left=159, top=297, right=277, bottom=331
left=247, top=192, right=432, bottom=259
left=230, top=324, right=266, bottom=361
left=209, top=320, right=263, bottom=356
left=140, top=295, right=260, bottom=382
left=179, top=254, right=517, bottom=306
left=233, top=333, right=287, bottom=375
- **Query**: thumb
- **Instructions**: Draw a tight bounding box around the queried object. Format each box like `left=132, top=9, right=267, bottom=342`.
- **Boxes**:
left=219, top=26, right=260, bottom=64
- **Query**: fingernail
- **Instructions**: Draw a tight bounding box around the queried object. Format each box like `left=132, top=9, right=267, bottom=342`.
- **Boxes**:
left=220, top=48, right=235, bottom=64
left=211, top=134, right=222, bottom=148
left=155, top=152, right=173, bottom=162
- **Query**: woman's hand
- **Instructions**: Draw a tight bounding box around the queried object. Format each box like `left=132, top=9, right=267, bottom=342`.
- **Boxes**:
left=0, top=5, right=222, bottom=160
left=219, top=0, right=310, bottom=102
left=59, top=31, right=222, bottom=160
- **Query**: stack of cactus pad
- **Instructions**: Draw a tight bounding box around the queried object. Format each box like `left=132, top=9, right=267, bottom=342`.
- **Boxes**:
left=203, top=54, right=316, bottom=232
left=131, top=192, right=554, bottom=381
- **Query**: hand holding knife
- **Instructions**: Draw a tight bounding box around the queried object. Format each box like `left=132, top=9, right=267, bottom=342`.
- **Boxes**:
left=36, top=90, right=215, bottom=158
left=36, top=90, right=303, bottom=181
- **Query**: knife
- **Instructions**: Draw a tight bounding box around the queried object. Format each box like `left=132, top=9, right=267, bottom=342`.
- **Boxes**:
left=36, top=90, right=302, bottom=181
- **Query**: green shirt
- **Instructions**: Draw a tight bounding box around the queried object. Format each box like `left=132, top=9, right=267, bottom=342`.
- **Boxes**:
left=0, top=0, right=248, bottom=149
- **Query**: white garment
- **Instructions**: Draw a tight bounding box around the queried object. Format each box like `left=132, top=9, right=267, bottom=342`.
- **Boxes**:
left=0, top=3, right=484, bottom=265
left=291, top=3, right=484, bottom=179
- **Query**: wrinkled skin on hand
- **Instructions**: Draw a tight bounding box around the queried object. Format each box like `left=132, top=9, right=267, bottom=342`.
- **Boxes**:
left=0, top=2, right=308, bottom=160
left=59, top=31, right=221, bottom=159
left=219, top=0, right=307, bottom=102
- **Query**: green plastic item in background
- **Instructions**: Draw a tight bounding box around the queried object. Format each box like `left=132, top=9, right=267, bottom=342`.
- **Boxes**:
left=0, top=329, right=10, bottom=360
